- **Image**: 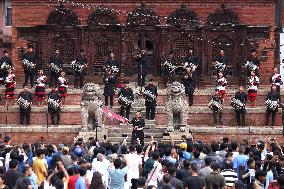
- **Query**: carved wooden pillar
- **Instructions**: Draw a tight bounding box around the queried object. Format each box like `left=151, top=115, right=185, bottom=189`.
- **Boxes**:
left=121, top=28, right=129, bottom=77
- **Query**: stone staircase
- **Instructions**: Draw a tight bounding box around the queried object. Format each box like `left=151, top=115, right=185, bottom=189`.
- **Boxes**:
left=0, top=84, right=283, bottom=145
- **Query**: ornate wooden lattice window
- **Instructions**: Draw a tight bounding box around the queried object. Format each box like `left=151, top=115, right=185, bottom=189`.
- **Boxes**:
left=88, top=7, right=119, bottom=26
left=127, top=3, right=160, bottom=26
left=52, top=34, right=75, bottom=66
left=212, top=34, right=235, bottom=75
left=206, top=4, right=239, bottom=26
left=95, top=41, right=111, bottom=57
left=47, top=3, right=81, bottom=26
left=167, top=4, right=199, bottom=27
left=171, top=35, right=195, bottom=64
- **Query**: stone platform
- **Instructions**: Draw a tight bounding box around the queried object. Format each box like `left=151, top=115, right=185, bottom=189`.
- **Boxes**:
left=0, top=84, right=283, bottom=145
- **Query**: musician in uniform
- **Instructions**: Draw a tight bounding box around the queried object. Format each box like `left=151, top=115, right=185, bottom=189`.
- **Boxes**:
left=183, top=68, right=196, bottom=106
left=22, top=44, right=37, bottom=88
left=234, top=86, right=247, bottom=127
left=103, top=70, right=116, bottom=108
left=247, top=49, right=260, bottom=76
left=49, top=49, right=64, bottom=87
left=265, top=84, right=281, bottom=128
left=135, top=49, right=148, bottom=87
left=48, top=86, right=61, bottom=127
left=104, top=52, right=120, bottom=77
left=143, top=79, right=158, bottom=120
left=129, top=110, right=145, bottom=146
left=210, top=89, right=223, bottom=127
left=73, top=49, right=87, bottom=89
left=118, top=82, right=134, bottom=120
left=184, top=49, right=198, bottom=79
left=18, top=86, right=33, bottom=127
left=269, top=67, right=283, bottom=93
left=4, top=69, right=16, bottom=107
left=214, top=49, right=229, bottom=76
left=163, top=51, right=177, bottom=84
left=57, top=71, right=68, bottom=106
left=0, top=50, right=13, bottom=84
left=247, top=70, right=259, bottom=108
left=35, top=70, right=47, bottom=107
left=215, top=72, right=227, bottom=101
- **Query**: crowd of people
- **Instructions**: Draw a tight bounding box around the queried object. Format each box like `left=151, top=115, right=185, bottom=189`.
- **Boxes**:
left=0, top=133, right=282, bottom=189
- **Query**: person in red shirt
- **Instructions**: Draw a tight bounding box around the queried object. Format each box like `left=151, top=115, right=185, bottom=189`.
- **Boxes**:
left=67, top=166, right=80, bottom=189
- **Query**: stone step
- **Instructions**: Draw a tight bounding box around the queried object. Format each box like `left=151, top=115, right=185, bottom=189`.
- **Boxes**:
left=0, top=85, right=281, bottom=106
left=1, top=105, right=284, bottom=126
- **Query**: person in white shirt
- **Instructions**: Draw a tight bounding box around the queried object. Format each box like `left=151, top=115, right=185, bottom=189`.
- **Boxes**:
left=147, top=151, right=162, bottom=187
left=125, top=145, right=142, bottom=188
left=92, top=153, right=110, bottom=187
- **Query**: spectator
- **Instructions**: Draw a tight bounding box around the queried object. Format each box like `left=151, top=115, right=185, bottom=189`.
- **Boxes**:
left=92, top=153, right=110, bottom=186
left=176, top=160, right=190, bottom=183
left=217, top=143, right=228, bottom=160
left=167, top=165, right=184, bottom=189
left=75, top=168, right=88, bottom=189
left=242, top=158, right=256, bottom=187
left=15, top=165, right=33, bottom=189
left=4, top=159, right=22, bottom=189
left=164, top=147, right=177, bottom=164
left=198, top=157, right=213, bottom=179
left=204, top=162, right=226, bottom=189
left=254, top=169, right=266, bottom=189
left=0, top=174, right=9, bottom=189
left=108, top=158, right=129, bottom=189
left=191, top=151, right=205, bottom=171
left=233, top=146, right=249, bottom=179
left=277, top=174, right=284, bottom=188
left=61, top=147, right=72, bottom=168
left=137, top=177, right=146, bottom=189
left=68, top=153, right=80, bottom=170
left=184, top=163, right=205, bottom=189
left=147, top=151, right=163, bottom=187
left=67, top=166, right=80, bottom=189
left=220, top=159, right=238, bottom=188
left=206, top=142, right=222, bottom=164
left=33, top=148, right=47, bottom=187
left=125, top=145, right=142, bottom=188
left=89, top=171, right=106, bottom=189
left=231, top=141, right=239, bottom=160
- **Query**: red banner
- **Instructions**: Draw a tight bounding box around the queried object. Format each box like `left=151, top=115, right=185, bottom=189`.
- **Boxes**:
left=102, top=107, right=129, bottom=124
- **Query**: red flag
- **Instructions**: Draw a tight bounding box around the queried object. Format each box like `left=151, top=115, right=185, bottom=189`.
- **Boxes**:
left=102, top=107, right=129, bottom=124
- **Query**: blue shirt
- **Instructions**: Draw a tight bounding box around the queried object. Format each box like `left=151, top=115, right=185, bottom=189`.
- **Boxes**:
left=109, top=167, right=128, bottom=189
left=182, top=151, right=192, bottom=161
left=164, top=156, right=177, bottom=164
left=233, top=154, right=249, bottom=179
left=29, top=173, right=38, bottom=189
left=75, top=176, right=86, bottom=189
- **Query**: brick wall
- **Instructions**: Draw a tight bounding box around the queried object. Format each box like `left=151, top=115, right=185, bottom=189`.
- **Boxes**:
left=11, top=1, right=277, bottom=83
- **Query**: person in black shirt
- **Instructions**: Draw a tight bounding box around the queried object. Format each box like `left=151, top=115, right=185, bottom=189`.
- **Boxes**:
left=0, top=49, right=13, bottom=84
left=183, top=69, right=196, bottom=106
left=74, top=49, right=87, bottom=89
left=18, top=86, right=33, bottom=126
left=135, top=50, right=148, bottom=87
left=214, top=49, right=229, bottom=76
left=118, top=82, right=134, bottom=119
left=129, top=110, right=145, bottom=146
left=265, top=84, right=281, bottom=128
left=22, top=44, right=37, bottom=88
left=210, top=89, right=223, bottom=127
left=104, top=52, right=120, bottom=76
left=184, top=49, right=198, bottom=79
left=248, top=49, right=260, bottom=76
left=184, top=163, right=205, bottom=189
left=103, top=70, right=116, bottom=108
left=143, top=79, right=158, bottom=120
left=48, top=86, right=61, bottom=126
left=234, top=86, right=248, bottom=127
left=163, top=51, right=177, bottom=84
left=49, top=49, right=64, bottom=87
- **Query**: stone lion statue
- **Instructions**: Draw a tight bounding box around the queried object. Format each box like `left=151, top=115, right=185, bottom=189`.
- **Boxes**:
left=81, top=83, right=103, bottom=131
left=165, top=81, right=188, bottom=132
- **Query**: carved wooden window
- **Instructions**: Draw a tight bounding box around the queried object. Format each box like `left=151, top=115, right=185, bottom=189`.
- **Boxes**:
left=52, top=34, right=75, bottom=65
left=95, top=41, right=111, bottom=57
left=172, top=35, right=194, bottom=64
left=212, top=35, right=235, bottom=75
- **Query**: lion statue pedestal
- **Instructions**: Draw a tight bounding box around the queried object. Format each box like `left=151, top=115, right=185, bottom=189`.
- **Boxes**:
left=80, top=83, right=103, bottom=132
left=165, top=81, right=188, bottom=132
